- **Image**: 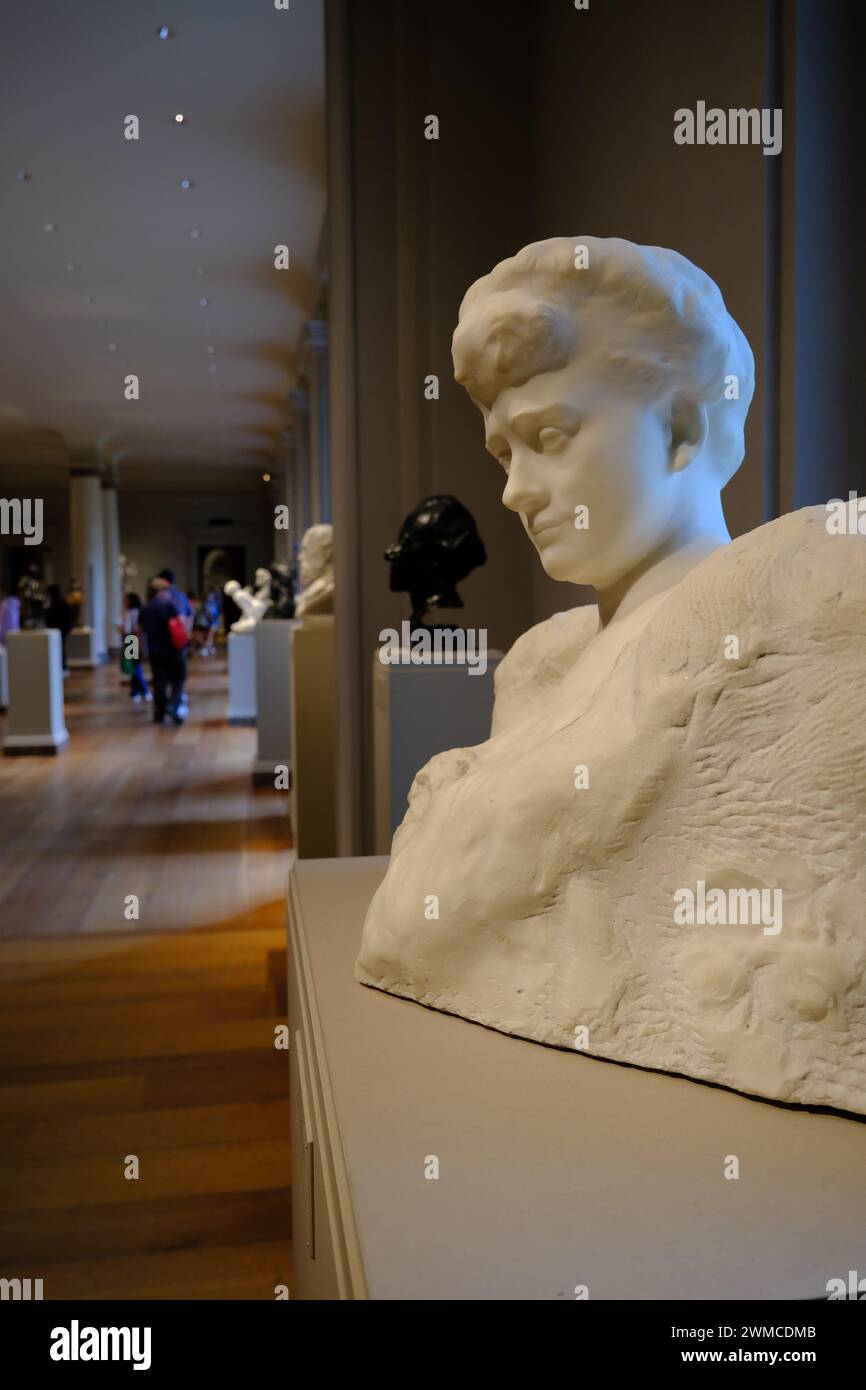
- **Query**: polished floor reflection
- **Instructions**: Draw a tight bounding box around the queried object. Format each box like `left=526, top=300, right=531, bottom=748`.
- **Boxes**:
left=0, top=656, right=291, bottom=937
left=0, top=655, right=293, bottom=1298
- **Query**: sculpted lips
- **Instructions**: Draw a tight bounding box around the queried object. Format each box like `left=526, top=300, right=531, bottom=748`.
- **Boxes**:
left=528, top=518, right=564, bottom=539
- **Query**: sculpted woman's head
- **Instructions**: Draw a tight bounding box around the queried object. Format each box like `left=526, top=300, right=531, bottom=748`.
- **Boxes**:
left=452, top=237, right=755, bottom=592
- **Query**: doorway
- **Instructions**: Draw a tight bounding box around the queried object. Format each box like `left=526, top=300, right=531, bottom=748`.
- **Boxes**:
left=198, top=545, right=247, bottom=630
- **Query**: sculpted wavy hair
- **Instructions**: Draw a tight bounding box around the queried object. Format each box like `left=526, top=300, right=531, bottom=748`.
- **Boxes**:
left=452, top=236, right=755, bottom=485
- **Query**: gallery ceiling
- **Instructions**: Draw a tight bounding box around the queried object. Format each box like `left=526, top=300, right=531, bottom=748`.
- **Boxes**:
left=0, top=0, right=326, bottom=492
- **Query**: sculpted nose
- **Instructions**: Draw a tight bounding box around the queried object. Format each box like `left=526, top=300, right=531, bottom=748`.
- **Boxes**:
left=502, top=451, right=546, bottom=516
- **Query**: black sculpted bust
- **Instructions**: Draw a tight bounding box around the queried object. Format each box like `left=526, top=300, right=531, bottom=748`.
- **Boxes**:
left=385, top=495, right=486, bottom=629
left=264, top=562, right=296, bottom=620
left=18, top=565, right=48, bottom=630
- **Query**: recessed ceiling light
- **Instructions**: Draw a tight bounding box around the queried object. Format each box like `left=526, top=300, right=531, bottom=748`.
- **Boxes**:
left=66, top=261, right=77, bottom=271
left=206, top=345, right=215, bottom=354
left=174, top=113, right=185, bottom=124
left=82, top=294, right=94, bottom=303
left=157, top=25, right=174, bottom=40
left=107, top=342, right=118, bottom=352
left=43, top=222, right=56, bottom=232
left=262, top=473, right=271, bottom=483
left=180, top=178, right=194, bottom=190
left=195, top=266, right=206, bottom=276
left=189, top=228, right=200, bottom=239
left=15, top=170, right=31, bottom=182
left=199, top=297, right=209, bottom=307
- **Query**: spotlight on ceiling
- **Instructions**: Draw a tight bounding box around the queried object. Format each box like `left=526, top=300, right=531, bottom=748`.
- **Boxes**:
left=174, top=113, right=185, bottom=124
left=158, top=25, right=174, bottom=40
left=262, top=473, right=272, bottom=483
left=180, top=178, right=194, bottom=190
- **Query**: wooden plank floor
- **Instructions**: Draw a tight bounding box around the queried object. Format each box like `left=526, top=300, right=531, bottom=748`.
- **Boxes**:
left=0, top=653, right=294, bottom=1298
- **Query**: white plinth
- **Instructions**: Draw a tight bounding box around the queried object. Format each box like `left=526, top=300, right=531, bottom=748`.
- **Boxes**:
left=67, top=626, right=99, bottom=669
left=227, top=630, right=257, bottom=725
left=0, top=643, right=8, bottom=711
left=373, top=649, right=503, bottom=852
left=288, top=856, right=866, bottom=1300
left=290, top=616, right=336, bottom=858
left=252, top=619, right=295, bottom=781
left=3, top=630, right=69, bottom=755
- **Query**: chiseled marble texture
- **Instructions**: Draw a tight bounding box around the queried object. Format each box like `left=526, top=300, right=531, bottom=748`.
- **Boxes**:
left=357, top=508, right=866, bottom=1113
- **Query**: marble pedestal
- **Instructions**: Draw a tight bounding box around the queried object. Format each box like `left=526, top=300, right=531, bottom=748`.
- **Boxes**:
left=290, top=616, right=336, bottom=858
left=3, top=629, right=69, bottom=754
left=0, top=644, right=8, bottom=711
left=288, top=856, right=866, bottom=1300
left=373, top=651, right=502, bottom=852
left=227, top=630, right=257, bottom=725
left=67, top=626, right=100, bottom=669
left=252, top=619, right=295, bottom=783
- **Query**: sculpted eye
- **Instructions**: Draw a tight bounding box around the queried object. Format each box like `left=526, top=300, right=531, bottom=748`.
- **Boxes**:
left=537, top=425, right=569, bottom=451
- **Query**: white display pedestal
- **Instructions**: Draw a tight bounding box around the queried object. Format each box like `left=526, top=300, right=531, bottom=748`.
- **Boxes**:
left=373, top=649, right=502, bottom=851
left=290, top=616, right=336, bottom=858
left=3, top=630, right=69, bottom=755
left=67, top=626, right=99, bottom=669
left=227, top=630, right=257, bottom=725
left=0, top=643, right=8, bottom=711
left=252, top=619, right=295, bottom=783
left=288, top=856, right=866, bottom=1300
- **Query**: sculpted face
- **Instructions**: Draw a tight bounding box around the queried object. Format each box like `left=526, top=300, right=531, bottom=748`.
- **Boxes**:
left=299, top=525, right=333, bottom=587
left=483, top=356, right=692, bottom=592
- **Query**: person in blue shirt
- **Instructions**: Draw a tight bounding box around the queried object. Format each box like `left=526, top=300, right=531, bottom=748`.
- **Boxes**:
left=138, top=578, right=186, bottom=725
left=157, top=568, right=192, bottom=619
left=157, top=569, right=191, bottom=717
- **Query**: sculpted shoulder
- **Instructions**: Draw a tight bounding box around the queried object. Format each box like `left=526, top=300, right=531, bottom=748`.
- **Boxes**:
left=491, top=604, right=598, bottom=735
left=634, top=504, right=866, bottom=684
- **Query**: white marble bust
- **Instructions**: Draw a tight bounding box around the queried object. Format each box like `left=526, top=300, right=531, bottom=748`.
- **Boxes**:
left=295, top=524, right=334, bottom=617
left=224, top=567, right=271, bottom=634
left=357, top=236, right=866, bottom=1115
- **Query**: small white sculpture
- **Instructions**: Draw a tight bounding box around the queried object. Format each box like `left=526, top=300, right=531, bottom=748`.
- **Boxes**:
left=357, top=236, right=866, bottom=1116
left=295, top=524, right=334, bottom=618
left=224, top=568, right=271, bottom=634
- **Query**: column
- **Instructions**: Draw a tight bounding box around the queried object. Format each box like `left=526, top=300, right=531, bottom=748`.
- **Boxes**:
left=277, top=428, right=298, bottom=567
left=69, top=460, right=107, bottom=664
left=778, top=0, right=866, bottom=512
left=304, top=320, right=332, bottom=524
left=101, top=472, right=122, bottom=655
left=290, top=387, right=312, bottom=535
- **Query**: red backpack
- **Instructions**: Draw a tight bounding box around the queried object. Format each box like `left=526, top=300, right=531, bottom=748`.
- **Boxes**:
left=167, top=614, right=189, bottom=652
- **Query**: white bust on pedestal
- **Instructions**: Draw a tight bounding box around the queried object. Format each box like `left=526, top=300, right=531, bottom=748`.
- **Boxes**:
left=357, top=235, right=866, bottom=1116
left=224, top=568, right=271, bottom=633
left=295, top=525, right=334, bottom=618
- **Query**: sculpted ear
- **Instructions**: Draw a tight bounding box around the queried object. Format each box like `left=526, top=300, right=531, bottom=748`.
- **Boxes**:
left=669, top=395, right=708, bottom=472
